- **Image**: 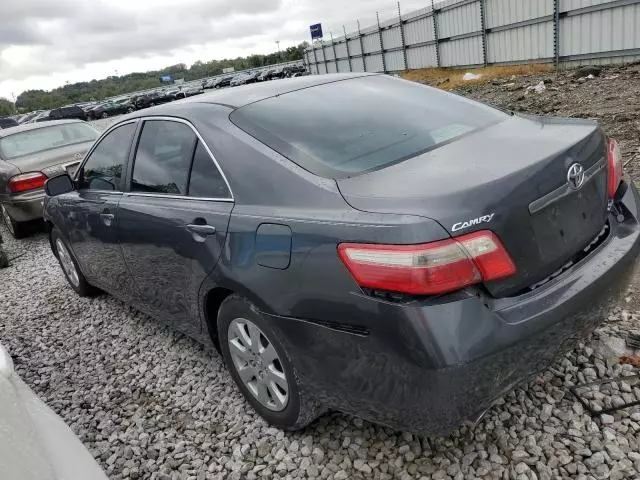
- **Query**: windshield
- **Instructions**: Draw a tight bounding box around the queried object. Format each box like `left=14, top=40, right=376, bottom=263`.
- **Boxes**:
left=230, top=75, right=507, bottom=178
left=0, top=123, right=99, bottom=160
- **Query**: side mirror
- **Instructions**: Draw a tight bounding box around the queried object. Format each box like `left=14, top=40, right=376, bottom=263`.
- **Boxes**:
left=45, top=174, right=75, bottom=196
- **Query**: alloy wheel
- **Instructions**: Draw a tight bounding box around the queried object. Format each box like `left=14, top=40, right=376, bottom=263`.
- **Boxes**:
left=227, top=318, right=289, bottom=411
left=55, top=238, right=80, bottom=288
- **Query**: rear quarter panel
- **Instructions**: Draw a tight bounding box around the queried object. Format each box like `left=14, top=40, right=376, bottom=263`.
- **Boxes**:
left=184, top=104, right=450, bottom=323
left=0, top=160, right=20, bottom=197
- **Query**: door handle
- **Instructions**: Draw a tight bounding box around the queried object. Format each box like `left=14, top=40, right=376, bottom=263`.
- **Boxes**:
left=186, top=224, right=216, bottom=236
left=100, top=213, right=114, bottom=227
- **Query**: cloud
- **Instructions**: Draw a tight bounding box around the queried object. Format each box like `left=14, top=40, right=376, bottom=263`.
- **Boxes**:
left=0, top=0, right=432, bottom=98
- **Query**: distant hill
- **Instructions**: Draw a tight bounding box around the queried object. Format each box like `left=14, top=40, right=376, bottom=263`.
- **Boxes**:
left=15, top=43, right=308, bottom=112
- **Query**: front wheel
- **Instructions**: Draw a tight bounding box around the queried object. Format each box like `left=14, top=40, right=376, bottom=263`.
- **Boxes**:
left=51, top=228, right=98, bottom=297
left=1, top=204, right=27, bottom=239
left=218, top=295, right=323, bottom=430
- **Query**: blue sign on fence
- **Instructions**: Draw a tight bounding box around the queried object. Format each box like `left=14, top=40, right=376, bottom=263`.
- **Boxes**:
left=159, top=75, right=173, bottom=83
left=310, top=23, right=323, bottom=40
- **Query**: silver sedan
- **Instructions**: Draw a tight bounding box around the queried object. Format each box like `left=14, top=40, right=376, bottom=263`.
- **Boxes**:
left=0, top=120, right=99, bottom=238
left=0, top=343, right=108, bottom=479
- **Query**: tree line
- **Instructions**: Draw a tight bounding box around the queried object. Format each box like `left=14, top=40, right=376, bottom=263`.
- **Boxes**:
left=4, top=43, right=308, bottom=114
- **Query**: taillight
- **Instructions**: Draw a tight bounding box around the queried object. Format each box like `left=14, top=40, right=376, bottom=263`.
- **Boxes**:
left=337, top=230, right=516, bottom=296
left=607, top=138, right=623, bottom=199
left=8, top=172, right=47, bottom=193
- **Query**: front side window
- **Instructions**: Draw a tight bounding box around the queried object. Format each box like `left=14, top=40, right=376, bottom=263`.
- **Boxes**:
left=131, top=120, right=196, bottom=195
left=80, top=122, right=136, bottom=191
left=188, top=141, right=230, bottom=199
left=0, top=123, right=99, bottom=160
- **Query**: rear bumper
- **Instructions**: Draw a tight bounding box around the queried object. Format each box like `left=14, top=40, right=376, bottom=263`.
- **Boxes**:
left=2, top=190, right=45, bottom=222
left=267, top=180, right=640, bottom=435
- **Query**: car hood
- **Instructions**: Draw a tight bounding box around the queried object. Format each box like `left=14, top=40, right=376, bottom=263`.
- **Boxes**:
left=0, top=344, right=108, bottom=480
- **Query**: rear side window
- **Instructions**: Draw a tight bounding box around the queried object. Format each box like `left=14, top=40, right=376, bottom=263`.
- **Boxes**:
left=230, top=75, right=507, bottom=178
left=0, top=122, right=98, bottom=160
left=188, top=141, right=230, bottom=199
left=131, top=120, right=196, bottom=195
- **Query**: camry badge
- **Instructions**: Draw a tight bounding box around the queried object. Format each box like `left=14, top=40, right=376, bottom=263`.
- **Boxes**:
left=452, top=213, right=495, bottom=232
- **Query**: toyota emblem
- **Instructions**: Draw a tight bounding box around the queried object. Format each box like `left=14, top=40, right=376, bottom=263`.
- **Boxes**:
left=567, top=163, right=585, bottom=190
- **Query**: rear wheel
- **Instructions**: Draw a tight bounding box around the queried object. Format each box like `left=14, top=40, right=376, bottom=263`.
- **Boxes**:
left=218, top=295, right=323, bottom=430
left=1, top=204, right=27, bottom=239
left=51, top=228, right=98, bottom=297
left=0, top=249, right=8, bottom=268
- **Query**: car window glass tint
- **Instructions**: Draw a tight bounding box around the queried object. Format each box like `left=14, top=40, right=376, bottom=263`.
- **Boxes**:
left=230, top=75, right=507, bottom=178
left=188, top=141, right=230, bottom=199
left=80, top=122, right=136, bottom=191
left=131, top=120, right=195, bottom=195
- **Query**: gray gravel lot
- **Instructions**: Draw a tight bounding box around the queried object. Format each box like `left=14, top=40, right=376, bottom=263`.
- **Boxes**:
left=2, top=82, right=640, bottom=480
left=3, top=214, right=640, bottom=480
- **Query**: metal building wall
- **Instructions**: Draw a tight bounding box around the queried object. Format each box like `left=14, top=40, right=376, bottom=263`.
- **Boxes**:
left=487, top=21, right=554, bottom=63
left=382, top=26, right=403, bottom=50
left=305, top=0, right=640, bottom=73
left=406, top=45, right=438, bottom=69
left=437, top=1, right=481, bottom=37
left=485, top=0, right=552, bottom=28
left=560, top=3, right=640, bottom=57
left=404, top=16, right=435, bottom=45
left=440, top=37, right=483, bottom=66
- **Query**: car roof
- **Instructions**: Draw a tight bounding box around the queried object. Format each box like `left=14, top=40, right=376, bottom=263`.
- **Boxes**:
left=0, top=119, right=84, bottom=138
left=146, top=73, right=376, bottom=110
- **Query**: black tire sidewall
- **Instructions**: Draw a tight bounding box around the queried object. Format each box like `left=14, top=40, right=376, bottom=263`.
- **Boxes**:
left=218, top=296, right=303, bottom=428
left=1, top=205, right=25, bottom=239
left=51, top=228, right=93, bottom=296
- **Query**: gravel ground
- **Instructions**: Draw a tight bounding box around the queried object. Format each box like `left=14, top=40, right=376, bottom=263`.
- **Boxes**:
left=2, top=69, right=640, bottom=480
left=448, top=63, right=640, bottom=183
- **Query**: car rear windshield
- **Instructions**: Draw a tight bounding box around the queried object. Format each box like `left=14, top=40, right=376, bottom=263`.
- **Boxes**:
left=0, top=122, right=98, bottom=160
left=230, top=75, right=507, bottom=178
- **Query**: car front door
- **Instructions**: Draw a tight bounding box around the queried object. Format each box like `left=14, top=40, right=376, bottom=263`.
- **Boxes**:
left=61, top=121, right=138, bottom=300
left=117, top=118, right=233, bottom=336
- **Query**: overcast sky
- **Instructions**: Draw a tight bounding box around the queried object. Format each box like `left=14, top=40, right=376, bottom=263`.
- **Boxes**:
left=0, top=0, right=432, bottom=100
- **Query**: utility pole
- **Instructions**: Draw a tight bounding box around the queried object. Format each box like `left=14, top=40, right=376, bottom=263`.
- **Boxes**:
left=276, top=40, right=281, bottom=60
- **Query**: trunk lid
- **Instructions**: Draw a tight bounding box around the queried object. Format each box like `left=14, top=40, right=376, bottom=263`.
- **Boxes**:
left=6, top=141, right=93, bottom=177
left=337, top=115, right=609, bottom=297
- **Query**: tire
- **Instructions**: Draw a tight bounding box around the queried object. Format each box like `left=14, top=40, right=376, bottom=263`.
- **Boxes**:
left=127, top=107, right=134, bottom=113
left=1, top=204, right=27, bottom=239
left=0, top=249, right=8, bottom=268
left=101, top=112, right=108, bottom=119
left=51, top=228, right=98, bottom=297
left=218, top=294, right=323, bottom=430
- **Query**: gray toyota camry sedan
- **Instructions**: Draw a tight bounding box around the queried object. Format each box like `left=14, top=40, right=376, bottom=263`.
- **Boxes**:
left=0, top=120, right=99, bottom=237
left=43, top=73, right=640, bottom=435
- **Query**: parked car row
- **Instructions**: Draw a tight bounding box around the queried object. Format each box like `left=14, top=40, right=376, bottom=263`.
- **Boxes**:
left=203, top=65, right=308, bottom=89
left=5, top=64, right=306, bottom=129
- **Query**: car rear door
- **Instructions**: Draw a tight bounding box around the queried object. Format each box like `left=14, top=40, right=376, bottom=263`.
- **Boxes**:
left=62, top=120, right=138, bottom=300
left=117, top=118, right=233, bottom=336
